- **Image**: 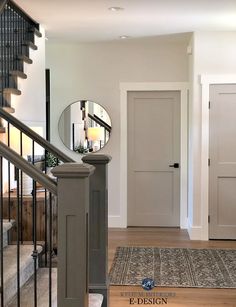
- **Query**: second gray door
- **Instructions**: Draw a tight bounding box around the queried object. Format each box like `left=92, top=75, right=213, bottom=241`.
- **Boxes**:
left=209, top=84, right=236, bottom=239
left=127, top=91, right=180, bottom=226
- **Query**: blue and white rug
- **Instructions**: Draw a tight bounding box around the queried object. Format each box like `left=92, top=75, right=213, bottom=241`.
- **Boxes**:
left=109, top=247, right=236, bottom=288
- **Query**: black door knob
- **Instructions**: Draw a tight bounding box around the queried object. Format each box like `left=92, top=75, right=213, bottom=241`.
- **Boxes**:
left=169, top=163, right=179, bottom=168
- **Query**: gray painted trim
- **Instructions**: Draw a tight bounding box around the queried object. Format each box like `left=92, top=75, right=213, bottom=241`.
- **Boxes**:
left=82, top=154, right=112, bottom=165
left=52, top=163, right=95, bottom=178
left=0, top=140, right=57, bottom=194
left=53, top=163, right=94, bottom=307
left=82, top=154, right=111, bottom=307
left=0, top=0, right=8, bottom=14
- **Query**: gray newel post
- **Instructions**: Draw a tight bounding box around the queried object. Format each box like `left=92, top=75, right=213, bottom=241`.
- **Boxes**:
left=82, top=154, right=112, bottom=307
left=51, top=163, right=95, bottom=307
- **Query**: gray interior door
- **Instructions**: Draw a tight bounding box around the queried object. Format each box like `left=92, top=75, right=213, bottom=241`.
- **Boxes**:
left=127, top=91, right=180, bottom=227
left=209, top=84, right=236, bottom=239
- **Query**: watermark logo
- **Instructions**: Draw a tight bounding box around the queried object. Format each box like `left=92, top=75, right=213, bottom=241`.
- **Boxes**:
left=120, top=278, right=175, bottom=305
left=141, top=278, right=155, bottom=291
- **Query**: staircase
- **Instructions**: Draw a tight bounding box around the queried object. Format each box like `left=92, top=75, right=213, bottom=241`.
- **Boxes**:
left=1, top=220, right=43, bottom=305
left=0, top=1, right=110, bottom=307
left=9, top=271, right=103, bottom=307
left=0, top=0, right=41, bottom=123
left=2, top=222, right=103, bottom=306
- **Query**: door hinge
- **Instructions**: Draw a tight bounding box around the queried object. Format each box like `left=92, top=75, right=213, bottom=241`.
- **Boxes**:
left=208, top=158, right=210, bottom=166
left=209, top=101, right=211, bottom=109
left=208, top=215, right=210, bottom=223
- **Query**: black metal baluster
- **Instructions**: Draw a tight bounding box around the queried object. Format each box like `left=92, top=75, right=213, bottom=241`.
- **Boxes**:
left=9, top=6, right=12, bottom=77
left=0, top=156, right=4, bottom=307
left=7, top=5, right=10, bottom=89
left=32, top=140, right=38, bottom=307
left=20, top=131, right=23, bottom=243
left=72, top=123, right=75, bottom=151
left=0, top=9, right=2, bottom=107
left=7, top=122, right=11, bottom=222
left=49, top=192, right=52, bottom=307
left=44, top=150, right=47, bottom=267
left=3, top=6, right=6, bottom=107
left=16, top=9, right=19, bottom=71
left=16, top=168, right=21, bottom=307
left=19, top=5, right=22, bottom=59
left=13, top=5, right=16, bottom=72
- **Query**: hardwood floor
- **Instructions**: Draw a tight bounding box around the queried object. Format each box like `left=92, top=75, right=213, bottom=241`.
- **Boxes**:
left=108, top=228, right=236, bottom=307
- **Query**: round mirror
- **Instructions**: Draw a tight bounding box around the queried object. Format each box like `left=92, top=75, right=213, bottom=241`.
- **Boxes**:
left=58, top=100, right=112, bottom=153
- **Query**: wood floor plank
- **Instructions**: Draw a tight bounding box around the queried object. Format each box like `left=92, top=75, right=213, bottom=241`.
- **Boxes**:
left=108, top=228, right=236, bottom=307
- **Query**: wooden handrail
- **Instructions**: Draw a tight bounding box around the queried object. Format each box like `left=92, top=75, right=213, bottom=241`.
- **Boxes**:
left=0, top=108, right=74, bottom=163
left=0, top=140, right=57, bottom=195
left=0, top=0, right=8, bottom=15
left=8, top=0, right=39, bottom=29
left=88, top=113, right=111, bottom=133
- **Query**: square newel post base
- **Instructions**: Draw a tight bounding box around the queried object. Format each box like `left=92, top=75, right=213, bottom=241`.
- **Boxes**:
left=52, top=163, right=95, bottom=307
left=82, top=154, right=112, bottom=307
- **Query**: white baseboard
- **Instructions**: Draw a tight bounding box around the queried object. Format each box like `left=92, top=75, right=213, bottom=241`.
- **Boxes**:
left=180, top=217, right=188, bottom=229
left=108, top=215, right=126, bottom=228
left=187, top=220, right=208, bottom=240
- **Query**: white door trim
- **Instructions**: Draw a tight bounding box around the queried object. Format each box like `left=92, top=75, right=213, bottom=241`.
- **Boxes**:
left=200, top=75, right=236, bottom=240
left=120, top=82, right=189, bottom=228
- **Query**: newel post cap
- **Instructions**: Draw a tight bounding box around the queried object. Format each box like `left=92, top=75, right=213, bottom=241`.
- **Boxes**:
left=51, top=163, right=95, bottom=178
left=82, top=154, right=112, bottom=165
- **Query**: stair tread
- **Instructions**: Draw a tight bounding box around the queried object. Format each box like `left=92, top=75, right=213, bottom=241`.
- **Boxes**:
left=1, top=244, right=43, bottom=304
left=0, top=244, right=43, bottom=279
left=8, top=268, right=103, bottom=307
left=2, top=219, right=15, bottom=234
left=2, top=107, right=15, bottom=114
left=2, top=88, right=21, bottom=95
left=23, top=41, right=38, bottom=50
left=10, top=70, right=27, bottom=79
left=2, top=220, right=15, bottom=249
left=8, top=268, right=57, bottom=307
left=17, top=55, right=33, bottom=64
left=29, top=27, right=42, bottom=38
left=89, top=293, right=104, bottom=307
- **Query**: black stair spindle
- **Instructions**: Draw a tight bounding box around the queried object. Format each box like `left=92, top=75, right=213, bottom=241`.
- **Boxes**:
left=16, top=167, right=21, bottom=307
left=20, top=131, right=23, bottom=243
left=32, top=140, right=38, bottom=307
left=0, top=11, right=2, bottom=107
left=49, top=192, right=52, bottom=307
left=44, top=150, right=48, bottom=267
left=7, top=5, right=10, bottom=88
left=7, top=122, right=11, bottom=222
left=0, top=156, right=4, bottom=307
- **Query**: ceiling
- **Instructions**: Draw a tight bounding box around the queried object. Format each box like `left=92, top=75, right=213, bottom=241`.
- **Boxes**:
left=15, top=0, right=236, bottom=42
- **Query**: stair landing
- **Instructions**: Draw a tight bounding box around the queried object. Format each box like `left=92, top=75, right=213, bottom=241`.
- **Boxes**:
left=8, top=268, right=104, bottom=307
left=1, top=244, right=43, bottom=305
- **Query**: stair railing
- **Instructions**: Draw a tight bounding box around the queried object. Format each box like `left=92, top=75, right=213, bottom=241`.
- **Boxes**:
left=0, top=140, right=95, bottom=306
left=0, top=0, right=39, bottom=110
left=0, top=107, right=74, bottom=163
left=0, top=1, right=111, bottom=304
left=0, top=108, right=111, bottom=306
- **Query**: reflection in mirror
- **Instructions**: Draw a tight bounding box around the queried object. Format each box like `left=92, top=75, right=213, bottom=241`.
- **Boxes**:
left=58, top=100, right=112, bottom=153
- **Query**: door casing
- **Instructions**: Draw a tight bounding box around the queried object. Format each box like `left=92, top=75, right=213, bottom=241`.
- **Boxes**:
left=119, top=82, right=189, bottom=229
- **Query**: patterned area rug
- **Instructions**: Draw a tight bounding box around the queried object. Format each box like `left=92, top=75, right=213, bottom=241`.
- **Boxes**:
left=109, top=247, right=236, bottom=288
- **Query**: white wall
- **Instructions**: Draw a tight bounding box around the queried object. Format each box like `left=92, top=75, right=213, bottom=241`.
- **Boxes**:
left=188, top=31, right=236, bottom=239
left=12, top=27, right=46, bottom=133
left=2, top=27, right=46, bottom=192
left=46, top=34, right=189, bottom=225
